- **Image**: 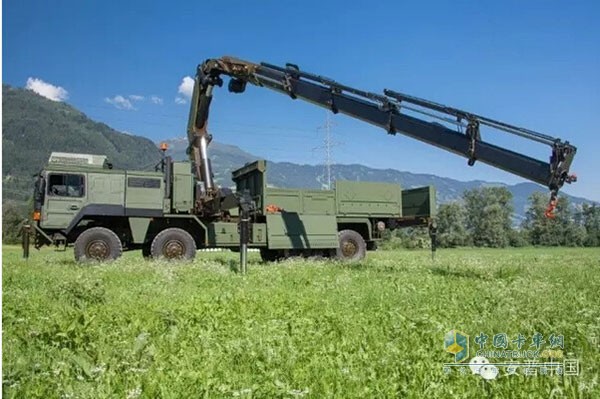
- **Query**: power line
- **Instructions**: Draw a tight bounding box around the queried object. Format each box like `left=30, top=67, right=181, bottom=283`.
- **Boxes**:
left=324, top=113, right=333, bottom=190
left=315, top=112, right=342, bottom=190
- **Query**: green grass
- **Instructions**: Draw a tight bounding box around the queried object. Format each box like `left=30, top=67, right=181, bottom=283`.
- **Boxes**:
left=3, top=246, right=600, bottom=398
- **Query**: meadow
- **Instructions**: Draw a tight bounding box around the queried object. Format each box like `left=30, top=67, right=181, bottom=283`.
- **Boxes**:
left=2, top=246, right=599, bottom=398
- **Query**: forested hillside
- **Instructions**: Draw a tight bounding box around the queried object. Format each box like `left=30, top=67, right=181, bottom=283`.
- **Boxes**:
left=2, top=85, right=162, bottom=203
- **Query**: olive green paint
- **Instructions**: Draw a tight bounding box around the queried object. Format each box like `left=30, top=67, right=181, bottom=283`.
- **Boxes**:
left=207, top=222, right=240, bottom=246
left=172, top=162, right=194, bottom=213
left=335, top=180, right=403, bottom=217
left=36, top=156, right=434, bottom=253
left=128, top=218, right=151, bottom=244
left=266, top=213, right=339, bottom=249
left=402, top=186, right=437, bottom=218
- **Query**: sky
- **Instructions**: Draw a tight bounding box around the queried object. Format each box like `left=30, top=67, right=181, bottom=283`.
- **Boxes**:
left=3, top=0, right=599, bottom=200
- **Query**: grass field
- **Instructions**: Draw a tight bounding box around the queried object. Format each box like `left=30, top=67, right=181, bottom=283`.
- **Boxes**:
left=2, top=246, right=600, bottom=398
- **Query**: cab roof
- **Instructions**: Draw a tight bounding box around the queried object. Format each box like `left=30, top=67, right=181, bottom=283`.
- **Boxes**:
left=48, top=152, right=109, bottom=169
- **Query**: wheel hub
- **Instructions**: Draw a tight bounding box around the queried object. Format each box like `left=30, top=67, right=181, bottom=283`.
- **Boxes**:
left=86, top=240, right=110, bottom=260
left=163, top=240, right=185, bottom=259
left=341, top=240, right=357, bottom=257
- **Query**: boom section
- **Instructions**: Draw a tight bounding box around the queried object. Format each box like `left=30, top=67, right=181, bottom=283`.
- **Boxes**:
left=189, top=57, right=576, bottom=195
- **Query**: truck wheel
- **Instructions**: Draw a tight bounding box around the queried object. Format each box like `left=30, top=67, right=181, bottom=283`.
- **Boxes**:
left=260, top=248, right=282, bottom=262
left=367, top=241, right=378, bottom=251
left=74, top=227, right=123, bottom=262
left=141, top=244, right=151, bottom=258
left=150, top=228, right=196, bottom=261
left=336, top=229, right=366, bottom=262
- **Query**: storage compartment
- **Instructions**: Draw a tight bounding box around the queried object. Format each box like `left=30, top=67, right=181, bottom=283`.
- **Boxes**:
left=335, top=180, right=402, bottom=217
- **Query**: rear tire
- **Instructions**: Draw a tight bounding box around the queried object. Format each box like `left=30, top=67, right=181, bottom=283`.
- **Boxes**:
left=74, top=227, right=123, bottom=263
left=150, top=228, right=196, bottom=261
left=141, top=244, right=151, bottom=258
left=336, top=229, right=366, bottom=262
left=260, top=248, right=282, bottom=262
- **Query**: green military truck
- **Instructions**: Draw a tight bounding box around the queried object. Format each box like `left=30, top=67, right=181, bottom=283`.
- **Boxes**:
left=29, top=152, right=435, bottom=262
left=26, top=56, right=578, bottom=263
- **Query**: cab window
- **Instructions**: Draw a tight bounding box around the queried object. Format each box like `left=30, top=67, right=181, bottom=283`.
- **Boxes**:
left=48, top=174, right=85, bottom=198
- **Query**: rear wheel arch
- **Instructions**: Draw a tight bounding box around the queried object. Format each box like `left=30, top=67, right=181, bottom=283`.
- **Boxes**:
left=69, top=217, right=133, bottom=248
left=337, top=222, right=371, bottom=241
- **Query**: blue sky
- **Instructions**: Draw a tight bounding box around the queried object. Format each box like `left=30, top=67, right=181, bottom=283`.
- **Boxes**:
left=3, top=0, right=599, bottom=200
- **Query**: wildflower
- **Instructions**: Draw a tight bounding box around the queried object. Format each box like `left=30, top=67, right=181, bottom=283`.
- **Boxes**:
left=126, top=387, right=142, bottom=399
left=288, top=388, right=310, bottom=397
left=232, top=388, right=252, bottom=396
left=91, top=364, right=106, bottom=376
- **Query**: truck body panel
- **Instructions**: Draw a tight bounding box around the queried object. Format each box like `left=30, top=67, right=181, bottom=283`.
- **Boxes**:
left=266, top=213, right=339, bottom=249
left=335, top=180, right=403, bottom=217
left=232, top=160, right=266, bottom=212
left=88, top=172, right=125, bottom=205
left=207, top=222, right=240, bottom=246
left=264, top=188, right=336, bottom=215
left=125, top=174, right=164, bottom=210
left=402, top=186, right=437, bottom=219
left=172, top=162, right=194, bottom=213
left=128, top=217, right=152, bottom=244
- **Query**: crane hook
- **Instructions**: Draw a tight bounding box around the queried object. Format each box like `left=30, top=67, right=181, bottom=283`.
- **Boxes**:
left=544, top=192, right=558, bottom=219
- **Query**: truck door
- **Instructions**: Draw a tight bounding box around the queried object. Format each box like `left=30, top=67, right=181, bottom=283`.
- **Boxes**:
left=41, top=172, right=87, bottom=229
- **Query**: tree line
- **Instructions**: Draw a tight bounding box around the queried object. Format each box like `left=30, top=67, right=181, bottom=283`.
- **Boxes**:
left=383, top=187, right=600, bottom=249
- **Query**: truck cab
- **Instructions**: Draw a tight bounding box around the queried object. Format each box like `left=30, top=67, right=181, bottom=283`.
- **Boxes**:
left=32, top=152, right=166, bottom=252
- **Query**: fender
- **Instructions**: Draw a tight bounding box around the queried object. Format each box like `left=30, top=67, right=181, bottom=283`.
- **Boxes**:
left=63, top=204, right=163, bottom=236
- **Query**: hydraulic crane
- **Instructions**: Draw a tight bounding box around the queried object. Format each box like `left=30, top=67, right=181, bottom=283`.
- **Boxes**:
left=187, top=56, right=577, bottom=218
left=23, top=56, right=580, bottom=265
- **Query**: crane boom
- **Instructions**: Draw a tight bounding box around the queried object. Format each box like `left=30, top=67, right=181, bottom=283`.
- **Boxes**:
left=187, top=56, right=577, bottom=211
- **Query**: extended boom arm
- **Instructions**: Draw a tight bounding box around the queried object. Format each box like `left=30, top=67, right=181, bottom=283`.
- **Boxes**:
left=187, top=56, right=577, bottom=213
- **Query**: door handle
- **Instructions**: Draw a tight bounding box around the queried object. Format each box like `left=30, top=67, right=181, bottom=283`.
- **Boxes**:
left=69, top=205, right=80, bottom=211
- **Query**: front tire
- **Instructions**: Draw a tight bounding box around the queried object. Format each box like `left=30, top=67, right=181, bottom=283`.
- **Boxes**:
left=74, top=227, right=123, bottom=262
left=150, top=228, right=196, bottom=261
left=336, top=229, right=366, bottom=262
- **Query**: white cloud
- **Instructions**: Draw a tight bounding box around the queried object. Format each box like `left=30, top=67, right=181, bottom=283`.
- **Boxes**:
left=105, top=95, right=135, bottom=110
left=106, top=94, right=163, bottom=109
left=175, top=96, right=187, bottom=105
left=25, top=77, right=69, bottom=102
left=150, top=95, right=164, bottom=105
left=178, top=76, right=194, bottom=98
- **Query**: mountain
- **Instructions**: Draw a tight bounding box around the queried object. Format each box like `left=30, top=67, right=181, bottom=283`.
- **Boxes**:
left=2, top=84, right=162, bottom=202
left=162, top=137, right=259, bottom=187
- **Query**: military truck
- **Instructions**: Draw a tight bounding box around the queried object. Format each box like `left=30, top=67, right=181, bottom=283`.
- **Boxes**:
left=26, top=56, right=577, bottom=263
left=29, top=152, right=435, bottom=262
